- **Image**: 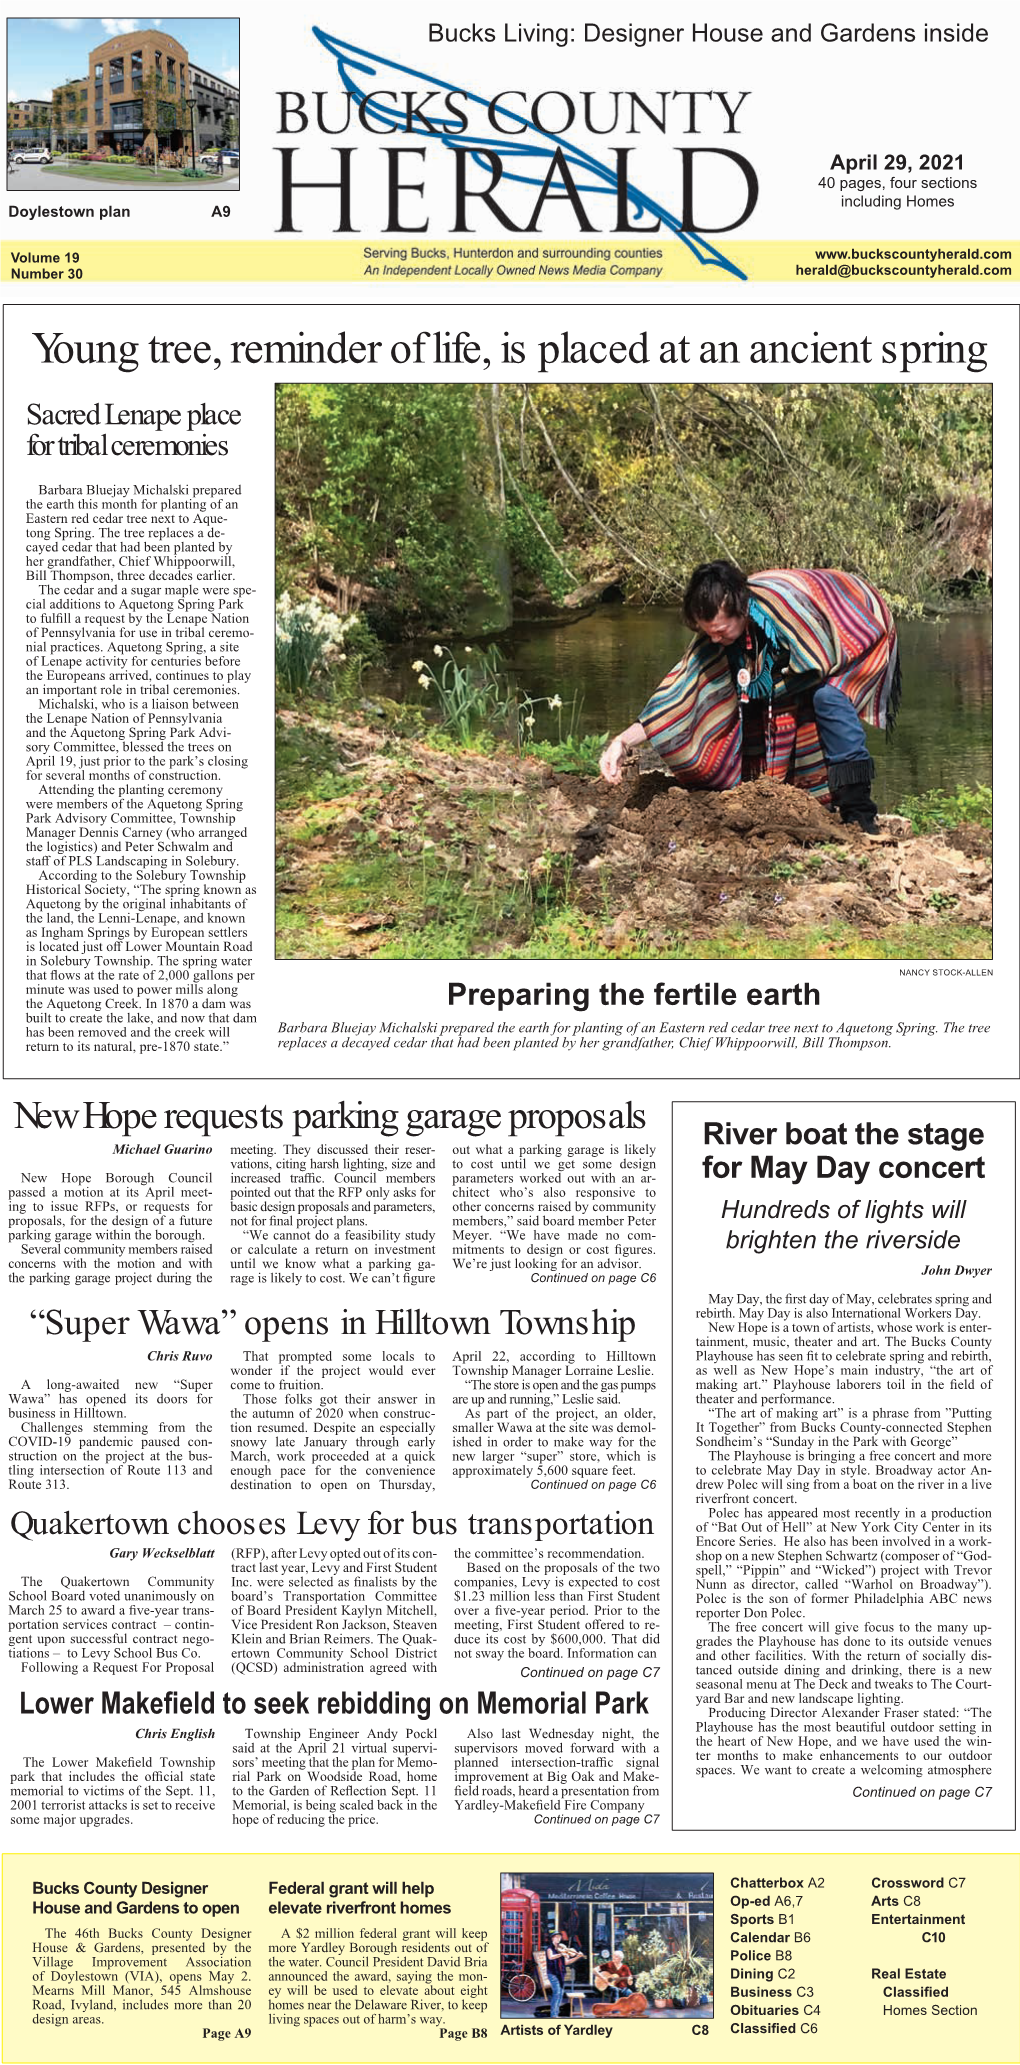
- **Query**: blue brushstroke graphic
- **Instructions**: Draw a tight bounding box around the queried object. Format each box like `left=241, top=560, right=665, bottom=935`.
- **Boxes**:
left=311, top=27, right=747, bottom=281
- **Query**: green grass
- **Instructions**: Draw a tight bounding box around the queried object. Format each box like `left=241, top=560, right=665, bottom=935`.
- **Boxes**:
left=492, top=916, right=990, bottom=962
left=40, top=159, right=226, bottom=185
left=523, top=732, right=608, bottom=776
left=277, top=829, right=992, bottom=964
left=277, top=838, right=534, bottom=962
left=655, top=924, right=991, bottom=961
left=276, top=717, right=365, bottom=810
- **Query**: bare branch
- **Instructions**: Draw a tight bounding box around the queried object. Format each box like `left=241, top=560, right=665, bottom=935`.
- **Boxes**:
left=642, top=383, right=738, bottom=560
left=524, top=391, right=670, bottom=579
left=702, top=385, right=800, bottom=472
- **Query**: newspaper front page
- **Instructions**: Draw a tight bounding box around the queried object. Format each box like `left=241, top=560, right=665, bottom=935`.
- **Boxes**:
left=2, top=5, right=1017, bottom=2063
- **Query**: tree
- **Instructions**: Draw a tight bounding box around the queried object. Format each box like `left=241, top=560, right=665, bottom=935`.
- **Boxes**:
left=292, top=386, right=508, bottom=632
left=62, top=85, right=82, bottom=153
left=52, top=85, right=74, bottom=154
left=276, top=380, right=992, bottom=638
left=276, top=387, right=330, bottom=585
left=140, top=67, right=179, bottom=173
left=492, top=381, right=992, bottom=606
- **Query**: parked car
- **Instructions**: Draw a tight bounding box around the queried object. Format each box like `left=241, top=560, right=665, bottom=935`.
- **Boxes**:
left=13, top=147, right=52, bottom=164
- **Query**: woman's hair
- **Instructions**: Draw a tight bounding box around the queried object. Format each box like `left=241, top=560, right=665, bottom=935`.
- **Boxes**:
left=682, top=560, right=750, bottom=631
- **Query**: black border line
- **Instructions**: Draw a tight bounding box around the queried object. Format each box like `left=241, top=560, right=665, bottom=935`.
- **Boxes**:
left=669, top=1097, right=1017, bottom=1836
left=2, top=298, right=1014, bottom=1079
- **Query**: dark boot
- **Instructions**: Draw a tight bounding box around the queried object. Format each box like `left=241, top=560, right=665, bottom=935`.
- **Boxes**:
left=828, top=756, right=880, bottom=835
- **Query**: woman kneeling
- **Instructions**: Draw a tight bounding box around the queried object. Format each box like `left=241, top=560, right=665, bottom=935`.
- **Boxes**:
left=599, top=560, right=901, bottom=834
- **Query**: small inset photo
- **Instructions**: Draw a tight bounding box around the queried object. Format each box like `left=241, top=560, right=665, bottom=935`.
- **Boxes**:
left=500, top=1870, right=714, bottom=2021
left=7, top=16, right=239, bottom=188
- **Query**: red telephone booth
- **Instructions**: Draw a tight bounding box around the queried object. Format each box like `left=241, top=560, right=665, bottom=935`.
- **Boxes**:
left=501, top=1887, right=541, bottom=1995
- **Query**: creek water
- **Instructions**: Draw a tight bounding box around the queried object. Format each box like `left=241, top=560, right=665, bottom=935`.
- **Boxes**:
left=500, top=604, right=992, bottom=812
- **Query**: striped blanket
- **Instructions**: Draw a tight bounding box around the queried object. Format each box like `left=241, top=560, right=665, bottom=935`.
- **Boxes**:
left=639, top=569, right=901, bottom=796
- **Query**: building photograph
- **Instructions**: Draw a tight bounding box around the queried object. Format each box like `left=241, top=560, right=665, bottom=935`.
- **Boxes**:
left=7, top=16, right=239, bottom=186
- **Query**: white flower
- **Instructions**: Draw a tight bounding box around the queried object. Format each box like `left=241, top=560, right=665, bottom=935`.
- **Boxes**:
left=411, top=658, right=425, bottom=674
left=464, top=645, right=473, bottom=653
left=524, top=714, right=535, bottom=730
left=433, top=644, right=444, bottom=656
left=548, top=695, right=563, bottom=710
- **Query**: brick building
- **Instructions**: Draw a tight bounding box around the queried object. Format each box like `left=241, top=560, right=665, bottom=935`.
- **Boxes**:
left=88, top=29, right=190, bottom=153
left=85, top=30, right=239, bottom=156
left=8, top=98, right=52, bottom=149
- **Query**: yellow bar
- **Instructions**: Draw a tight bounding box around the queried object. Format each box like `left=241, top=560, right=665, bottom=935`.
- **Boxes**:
left=3, top=1849, right=1018, bottom=2063
left=3, top=240, right=1017, bottom=285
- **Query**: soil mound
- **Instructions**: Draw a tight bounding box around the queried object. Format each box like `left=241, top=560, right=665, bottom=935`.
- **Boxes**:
left=552, top=769, right=857, bottom=850
left=546, top=769, right=991, bottom=943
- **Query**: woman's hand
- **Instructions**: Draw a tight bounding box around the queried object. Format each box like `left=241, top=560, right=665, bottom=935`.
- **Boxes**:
left=599, top=721, right=647, bottom=785
left=599, top=734, right=628, bottom=785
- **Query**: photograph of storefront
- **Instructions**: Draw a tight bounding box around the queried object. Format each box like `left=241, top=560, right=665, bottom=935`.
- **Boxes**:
left=500, top=1871, right=714, bottom=2021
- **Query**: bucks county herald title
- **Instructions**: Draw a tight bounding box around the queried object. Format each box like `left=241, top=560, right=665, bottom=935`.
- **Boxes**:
left=275, top=30, right=758, bottom=274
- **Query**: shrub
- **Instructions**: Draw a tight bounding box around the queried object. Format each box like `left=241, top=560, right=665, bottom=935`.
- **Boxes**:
left=898, top=782, right=992, bottom=834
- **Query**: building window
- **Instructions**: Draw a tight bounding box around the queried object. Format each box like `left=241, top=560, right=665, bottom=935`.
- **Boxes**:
left=110, top=98, right=144, bottom=144
left=167, top=57, right=176, bottom=84
left=131, top=50, right=142, bottom=84
left=110, top=56, right=124, bottom=92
